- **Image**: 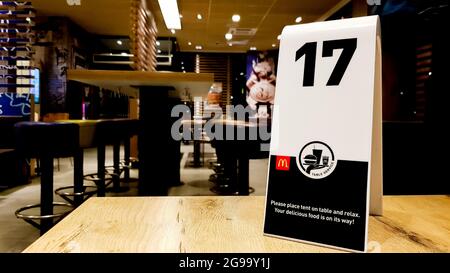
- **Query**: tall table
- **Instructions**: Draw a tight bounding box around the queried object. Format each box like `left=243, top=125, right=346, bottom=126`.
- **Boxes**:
left=67, top=70, right=214, bottom=195
left=23, top=195, right=450, bottom=253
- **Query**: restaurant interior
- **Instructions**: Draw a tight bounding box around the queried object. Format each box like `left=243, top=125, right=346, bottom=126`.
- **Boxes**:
left=0, top=0, right=448, bottom=253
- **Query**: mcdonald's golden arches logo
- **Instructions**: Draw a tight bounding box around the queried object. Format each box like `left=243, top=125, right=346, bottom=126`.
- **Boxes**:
left=275, top=156, right=290, bottom=171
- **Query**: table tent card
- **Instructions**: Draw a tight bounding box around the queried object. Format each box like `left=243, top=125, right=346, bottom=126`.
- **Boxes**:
left=264, top=16, right=383, bottom=252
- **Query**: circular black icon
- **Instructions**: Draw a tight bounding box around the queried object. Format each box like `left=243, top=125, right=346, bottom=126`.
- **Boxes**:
left=297, top=141, right=337, bottom=179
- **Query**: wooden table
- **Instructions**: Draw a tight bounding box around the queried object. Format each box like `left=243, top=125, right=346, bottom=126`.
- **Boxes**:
left=67, top=69, right=214, bottom=95
left=23, top=195, right=450, bottom=253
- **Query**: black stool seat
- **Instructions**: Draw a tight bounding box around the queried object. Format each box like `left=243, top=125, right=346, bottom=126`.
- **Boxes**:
left=14, top=121, right=79, bottom=234
left=15, top=122, right=79, bottom=158
left=96, top=119, right=125, bottom=144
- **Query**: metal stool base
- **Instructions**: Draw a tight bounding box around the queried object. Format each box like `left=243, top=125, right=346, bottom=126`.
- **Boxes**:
left=15, top=202, right=73, bottom=230
left=209, top=174, right=228, bottom=183
left=55, top=186, right=98, bottom=205
left=105, top=165, right=124, bottom=176
left=210, top=184, right=238, bottom=195
left=83, top=172, right=116, bottom=188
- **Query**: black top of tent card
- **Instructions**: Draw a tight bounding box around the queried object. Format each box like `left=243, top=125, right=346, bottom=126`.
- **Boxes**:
left=264, top=155, right=368, bottom=252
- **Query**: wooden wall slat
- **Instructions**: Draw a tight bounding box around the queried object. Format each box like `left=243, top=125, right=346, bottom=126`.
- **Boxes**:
left=197, top=53, right=232, bottom=115
left=414, top=43, right=432, bottom=120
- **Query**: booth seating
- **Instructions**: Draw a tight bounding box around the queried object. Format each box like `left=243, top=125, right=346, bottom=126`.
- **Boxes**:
left=14, top=122, right=78, bottom=234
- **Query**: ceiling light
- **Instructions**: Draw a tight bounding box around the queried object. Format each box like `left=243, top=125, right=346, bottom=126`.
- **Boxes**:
left=188, top=42, right=192, bottom=45
left=277, top=35, right=281, bottom=40
left=250, top=46, right=257, bottom=51
left=156, top=41, right=160, bottom=46
left=195, top=45, right=202, bottom=50
left=295, top=16, right=302, bottom=23
left=171, top=29, right=176, bottom=34
left=232, top=14, right=240, bottom=22
left=117, top=40, right=123, bottom=45
left=272, top=44, right=276, bottom=48
left=197, top=14, right=203, bottom=20
left=158, top=0, right=182, bottom=30
left=181, top=66, right=185, bottom=70
left=225, top=33, right=233, bottom=40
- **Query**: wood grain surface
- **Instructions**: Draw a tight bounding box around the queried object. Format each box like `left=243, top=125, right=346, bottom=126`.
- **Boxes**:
left=67, top=69, right=214, bottom=88
left=66, top=69, right=214, bottom=97
left=23, top=195, right=450, bottom=253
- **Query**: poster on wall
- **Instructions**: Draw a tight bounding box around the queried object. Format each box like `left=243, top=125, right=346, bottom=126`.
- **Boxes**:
left=263, top=16, right=383, bottom=252
left=246, top=51, right=277, bottom=119
left=0, top=93, right=33, bottom=116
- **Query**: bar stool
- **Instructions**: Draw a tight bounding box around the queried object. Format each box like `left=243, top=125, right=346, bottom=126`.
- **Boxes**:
left=209, top=122, right=264, bottom=195
left=54, top=120, right=99, bottom=206
left=209, top=139, right=239, bottom=195
left=76, top=120, right=115, bottom=197
left=14, top=122, right=78, bottom=234
left=103, top=119, right=135, bottom=182
left=91, top=119, right=139, bottom=196
left=55, top=153, right=99, bottom=206
left=118, top=119, right=140, bottom=184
